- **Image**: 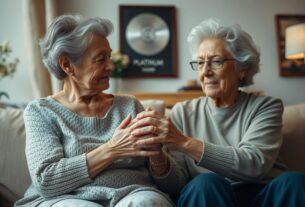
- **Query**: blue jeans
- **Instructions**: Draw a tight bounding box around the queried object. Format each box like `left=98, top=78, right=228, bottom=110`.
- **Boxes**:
left=177, top=172, right=305, bottom=207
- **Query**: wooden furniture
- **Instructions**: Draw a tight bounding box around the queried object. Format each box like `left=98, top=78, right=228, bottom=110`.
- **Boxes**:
left=122, top=90, right=264, bottom=108
left=123, top=91, right=204, bottom=108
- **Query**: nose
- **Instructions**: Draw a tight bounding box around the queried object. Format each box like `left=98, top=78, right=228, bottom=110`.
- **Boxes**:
left=105, top=58, right=115, bottom=72
left=201, top=62, right=211, bottom=76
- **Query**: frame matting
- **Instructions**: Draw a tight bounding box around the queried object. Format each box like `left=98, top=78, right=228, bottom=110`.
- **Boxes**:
left=119, top=5, right=178, bottom=78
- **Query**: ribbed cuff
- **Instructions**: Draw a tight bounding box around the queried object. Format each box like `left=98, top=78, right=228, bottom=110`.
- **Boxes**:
left=197, top=142, right=235, bottom=175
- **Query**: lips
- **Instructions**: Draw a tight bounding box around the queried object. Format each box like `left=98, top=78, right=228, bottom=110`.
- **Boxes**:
left=205, top=81, right=218, bottom=85
left=98, top=76, right=109, bottom=80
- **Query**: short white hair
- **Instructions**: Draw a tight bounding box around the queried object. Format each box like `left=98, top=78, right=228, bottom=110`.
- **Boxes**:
left=187, top=18, right=260, bottom=87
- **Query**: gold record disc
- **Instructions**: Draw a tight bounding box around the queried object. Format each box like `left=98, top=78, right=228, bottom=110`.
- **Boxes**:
left=125, top=13, right=170, bottom=56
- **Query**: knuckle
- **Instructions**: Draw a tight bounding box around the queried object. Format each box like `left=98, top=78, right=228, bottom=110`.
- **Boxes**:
left=151, top=111, right=157, bottom=116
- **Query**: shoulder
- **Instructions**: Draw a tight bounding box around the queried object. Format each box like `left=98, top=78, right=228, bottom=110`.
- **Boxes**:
left=243, top=92, right=283, bottom=114
left=171, top=96, right=207, bottom=124
left=24, top=97, right=53, bottom=116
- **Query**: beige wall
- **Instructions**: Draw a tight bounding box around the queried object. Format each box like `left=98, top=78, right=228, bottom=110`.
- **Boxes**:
left=1, top=0, right=305, bottom=105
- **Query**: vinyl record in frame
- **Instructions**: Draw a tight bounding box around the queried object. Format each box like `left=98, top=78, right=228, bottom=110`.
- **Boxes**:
left=119, top=5, right=178, bottom=78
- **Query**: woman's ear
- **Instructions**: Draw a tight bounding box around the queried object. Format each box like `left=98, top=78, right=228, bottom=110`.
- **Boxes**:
left=59, top=55, right=74, bottom=75
left=238, top=69, right=247, bottom=87
left=239, top=69, right=246, bottom=81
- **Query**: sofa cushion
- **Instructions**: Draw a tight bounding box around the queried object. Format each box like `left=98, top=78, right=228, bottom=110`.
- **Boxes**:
left=0, top=107, right=30, bottom=198
left=280, top=103, right=305, bottom=173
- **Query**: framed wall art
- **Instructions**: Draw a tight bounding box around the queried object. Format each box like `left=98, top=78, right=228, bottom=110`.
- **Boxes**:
left=275, top=14, right=305, bottom=77
left=119, top=5, right=178, bottom=78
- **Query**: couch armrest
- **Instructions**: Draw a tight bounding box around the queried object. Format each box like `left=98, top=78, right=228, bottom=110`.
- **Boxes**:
left=280, top=103, right=305, bottom=173
left=0, top=184, right=17, bottom=207
left=0, top=107, right=31, bottom=199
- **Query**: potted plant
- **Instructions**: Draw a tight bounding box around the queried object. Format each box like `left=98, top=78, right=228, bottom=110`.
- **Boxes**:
left=108, top=51, right=129, bottom=93
left=0, top=41, right=19, bottom=100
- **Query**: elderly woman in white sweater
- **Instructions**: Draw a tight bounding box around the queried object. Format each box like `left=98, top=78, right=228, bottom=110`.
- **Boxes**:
left=15, top=15, right=186, bottom=207
left=132, top=18, right=305, bottom=207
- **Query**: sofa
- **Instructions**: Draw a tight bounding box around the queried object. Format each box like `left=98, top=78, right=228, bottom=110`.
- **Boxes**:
left=1, top=100, right=305, bottom=207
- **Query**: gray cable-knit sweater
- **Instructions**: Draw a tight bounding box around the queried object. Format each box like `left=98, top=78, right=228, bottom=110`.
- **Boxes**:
left=15, top=95, right=185, bottom=207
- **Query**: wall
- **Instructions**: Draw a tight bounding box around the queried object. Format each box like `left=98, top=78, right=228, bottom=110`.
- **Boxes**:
left=1, top=0, right=305, bottom=105
left=0, top=0, right=33, bottom=103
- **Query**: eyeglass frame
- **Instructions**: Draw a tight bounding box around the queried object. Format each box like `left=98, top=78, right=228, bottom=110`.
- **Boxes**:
left=189, top=58, right=236, bottom=71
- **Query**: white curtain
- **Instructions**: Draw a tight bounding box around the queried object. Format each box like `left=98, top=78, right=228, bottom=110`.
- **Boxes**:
left=23, top=0, right=61, bottom=98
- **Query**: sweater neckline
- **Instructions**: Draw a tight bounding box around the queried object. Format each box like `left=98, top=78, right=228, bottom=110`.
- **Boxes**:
left=207, top=91, right=246, bottom=114
left=46, top=95, right=117, bottom=120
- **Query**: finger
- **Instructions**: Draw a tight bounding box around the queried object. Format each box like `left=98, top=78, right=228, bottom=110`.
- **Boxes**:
left=146, top=107, right=152, bottom=111
left=121, top=149, right=161, bottom=157
left=135, top=136, right=165, bottom=146
left=131, top=125, right=158, bottom=136
left=118, top=114, right=132, bottom=129
left=133, top=150, right=160, bottom=157
left=133, top=143, right=162, bottom=150
left=129, top=117, right=159, bottom=131
left=129, top=133, right=151, bottom=141
left=136, top=110, right=159, bottom=120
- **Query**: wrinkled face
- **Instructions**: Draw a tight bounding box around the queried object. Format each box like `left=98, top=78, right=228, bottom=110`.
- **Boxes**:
left=71, top=34, right=114, bottom=92
left=197, top=38, right=245, bottom=104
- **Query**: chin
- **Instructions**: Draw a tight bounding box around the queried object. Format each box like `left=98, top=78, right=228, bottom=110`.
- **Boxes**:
left=205, top=88, right=221, bottom=99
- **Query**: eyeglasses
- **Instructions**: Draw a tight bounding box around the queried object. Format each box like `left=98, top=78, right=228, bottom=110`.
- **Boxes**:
left=189, top=58, right=236, bottom=71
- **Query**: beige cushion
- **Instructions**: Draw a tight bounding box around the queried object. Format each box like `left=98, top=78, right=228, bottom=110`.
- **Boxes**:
left=280, top=103, right=305, bottom=173
left=0, top=107, right=30, bottom=198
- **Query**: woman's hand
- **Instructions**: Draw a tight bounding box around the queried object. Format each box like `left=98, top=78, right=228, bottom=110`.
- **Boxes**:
left=106, top=114, right=161, bottom=159
left=130, top=110, right=187, bottom=151
left=131, top=109, right=204, bottom=162
left=86, top=114, right=160, bottom=178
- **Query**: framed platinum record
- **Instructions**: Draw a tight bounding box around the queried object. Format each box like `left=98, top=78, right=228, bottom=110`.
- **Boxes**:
left=119, top=5, right=178, bottom=78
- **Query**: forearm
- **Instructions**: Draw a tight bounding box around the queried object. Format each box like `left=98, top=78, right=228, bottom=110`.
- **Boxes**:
left=149, top=151, right=169, bottom=176
left=150, top=152, right=189, bottom=197
left=27, top=153, right=92, bottom=198
left=86, top=142, right=116, bottom=178
left=179, top=137, right=204, bottom=162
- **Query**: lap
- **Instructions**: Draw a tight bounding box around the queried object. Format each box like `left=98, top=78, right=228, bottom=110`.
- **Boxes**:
left=178, top=172, right=305, bottom=207
left=50, top=199, right=103, bottom=207
left=115, top=190, right=174, bottom=207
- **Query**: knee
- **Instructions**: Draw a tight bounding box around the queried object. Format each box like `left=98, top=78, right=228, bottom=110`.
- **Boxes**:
left=270, top=172, right=305, bottom=189
left=116, top=191, right=173, bottom=207
left=183, top=173, right=229, bottom=193
left=270, top=172, right=305, bottom=191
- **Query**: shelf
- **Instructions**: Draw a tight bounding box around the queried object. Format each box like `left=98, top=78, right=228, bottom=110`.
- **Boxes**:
left=120, top=90, right=264, bottom=108
left=122, top=91, right=204, bottom=108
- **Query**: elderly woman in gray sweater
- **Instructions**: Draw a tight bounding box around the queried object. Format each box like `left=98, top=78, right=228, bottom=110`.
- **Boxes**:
left=133, top=18, right=305, bottom=207
left=15, top=15, right=185, bottom=207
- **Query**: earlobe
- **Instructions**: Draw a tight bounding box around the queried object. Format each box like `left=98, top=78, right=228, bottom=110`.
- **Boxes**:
left=239, top=69, right=246, bottom=80
left=238, top=69, right=247, bottom=87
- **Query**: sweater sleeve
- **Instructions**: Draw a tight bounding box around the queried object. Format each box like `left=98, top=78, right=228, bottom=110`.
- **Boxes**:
left=24, top=102, right=92, bottom=198
left=171, top=98, right=284, bottom=183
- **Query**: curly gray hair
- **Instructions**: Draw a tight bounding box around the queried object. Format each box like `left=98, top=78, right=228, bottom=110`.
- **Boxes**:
left=187, top=18, right=260, bottom=87
left=40, top=14, right=113, bottom=80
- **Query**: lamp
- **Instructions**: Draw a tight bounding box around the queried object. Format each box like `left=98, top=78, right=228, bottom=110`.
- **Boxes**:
left=285, top=23, right=305, bottom=62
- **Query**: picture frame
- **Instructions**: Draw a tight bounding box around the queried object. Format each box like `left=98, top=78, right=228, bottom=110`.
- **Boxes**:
left=119, top=5, right=178, bottom=78
left=275, top=14, right=305, bottom=77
